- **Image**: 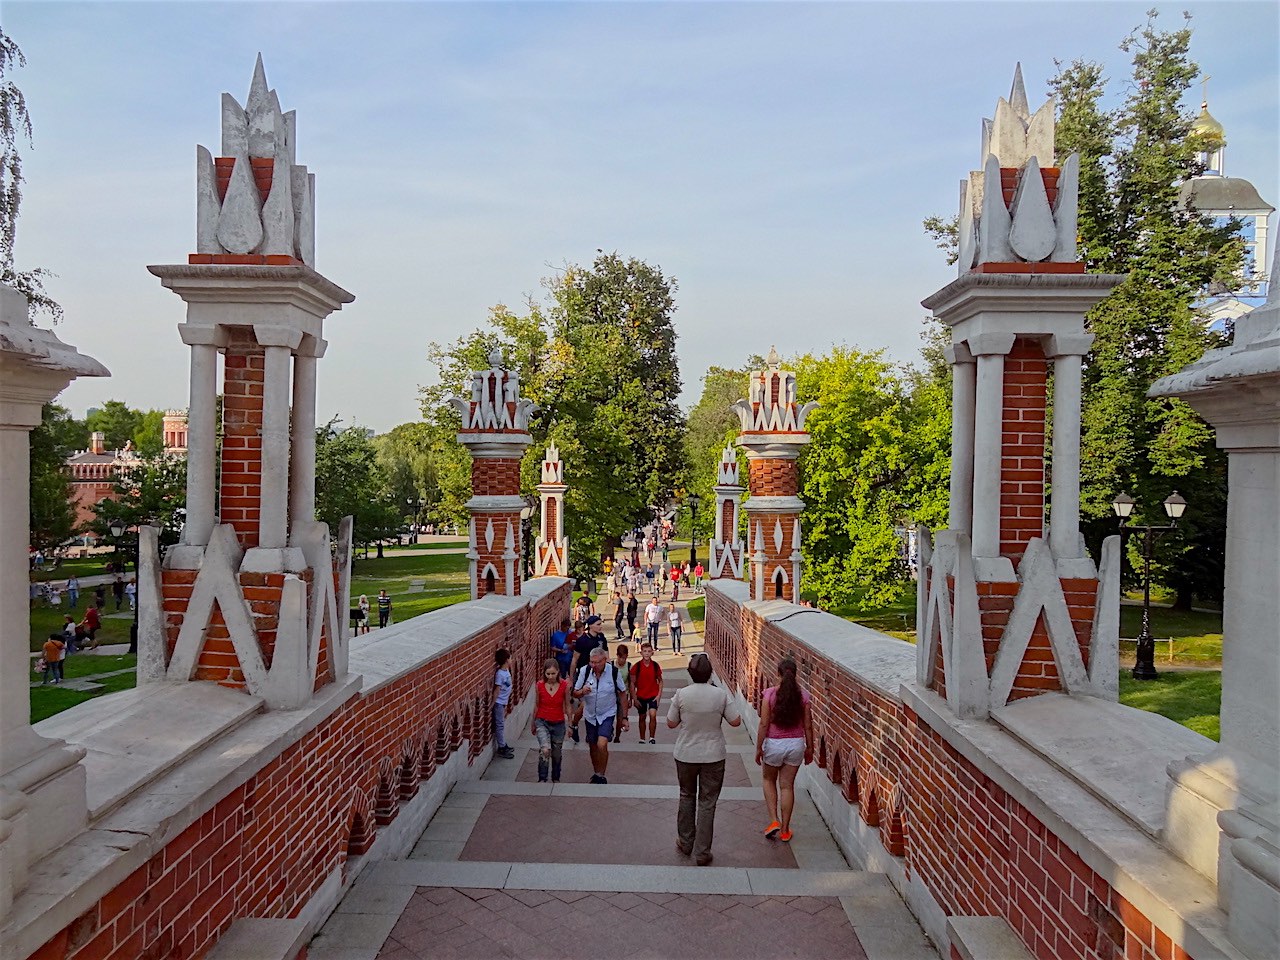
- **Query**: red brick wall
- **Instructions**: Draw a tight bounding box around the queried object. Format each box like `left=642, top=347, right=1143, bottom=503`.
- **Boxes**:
left=703, top=588, right=1186, bottom=960
left=999, top=338, right=1047, bottom=567
left=220, top=332, right=265, bottom=549
left=748, top=457, right=798, bottom=497
left=32, top=582, right=570, bottom=960
left=470, top=458, right=521, bottom=498
left=472, top=511, right=522, bottom=598
left=746, top=512, right=799, bottom=602
left=719, top=499, right=735, bottom=545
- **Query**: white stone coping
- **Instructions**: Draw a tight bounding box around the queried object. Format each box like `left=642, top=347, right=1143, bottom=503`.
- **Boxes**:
left=903, top=686, right=1248, bottom=960
left=947, top=916, right=1032, bottom=960
left=992, top=694, right=1213, bottom=838
left=147, top=262, right=355, bottom=307
left=205, top=918, right=309, bottom=960
left=1, top=578, right=571, bottom=960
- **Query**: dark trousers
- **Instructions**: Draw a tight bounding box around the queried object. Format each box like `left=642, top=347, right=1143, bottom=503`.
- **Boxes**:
left=676, top=759, right=726, bottom=862
left=615, top=616, right=625, bottom=639
left=647, top=622, right=660, bottom=647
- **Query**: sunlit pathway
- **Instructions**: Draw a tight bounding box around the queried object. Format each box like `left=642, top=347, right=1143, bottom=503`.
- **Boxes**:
left=309, top=642, right=937, bottom=960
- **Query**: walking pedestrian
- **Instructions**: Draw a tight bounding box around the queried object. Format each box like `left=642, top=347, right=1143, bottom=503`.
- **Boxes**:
left=124, top=579, right=136, bottom=611
left=532, top=658, right=570, bottom=782
left=67, top=576, right=80, bottom=608
left=693, top=562, right=704, bottom=594
left=573, top=591, right=595, bottom=625
left=612, top=644, right=631, bottom=743
left=629, top=642, right=663, bottom=744
left=644, top=597, right=663, bottom=650
left=112, top=576, right=125, bottom=610
left=48, top=583, right=62, bottom=607
left=667, top=653, right=742, bottom=865
left=613, top=590, right=626, bottom=640
left=377, top=589, right=392, bottom=628
left=357, top=595, right=371, bottom=634
left=493, top=649, right=515, bottom=759
left=625, top=590, right=638, bottom=641
left=756, top=657, right=814, bottom=843
left=81, top=604, right=101, bottom=648
left=572, top=647, right=630, bottom=783
left=670, top=564, right=681, bottom=603
left=667, top=603, right=683, bottom=654
left=550, top=617, right=574, bottom=679
left=42, top=632, right=66, bottom=684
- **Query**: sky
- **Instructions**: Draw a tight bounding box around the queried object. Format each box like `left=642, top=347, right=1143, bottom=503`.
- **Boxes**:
left=6, top=1, right=1278, bottom=434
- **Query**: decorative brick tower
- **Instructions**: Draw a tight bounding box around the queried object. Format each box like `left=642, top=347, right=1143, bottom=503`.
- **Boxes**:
left=451, top=350, right=536, bottom=599
left=733, top=348, right=817, bottom=602
left=141, top=58, right=355, bottom=710
left=534, top=443, right=569, bottom=578
left=917, top=66, right=1124, bottom=719
left=707, top=443, right=744, bottom=580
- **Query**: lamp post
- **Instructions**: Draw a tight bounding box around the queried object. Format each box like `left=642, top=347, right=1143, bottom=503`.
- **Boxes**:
left=109, top=519, right=140, bottom=655
left=406, top=496, right=422, bottom=544
left=687, top=492, right=700, bottom=566
left=1111, top=491, right=1188, bottom=681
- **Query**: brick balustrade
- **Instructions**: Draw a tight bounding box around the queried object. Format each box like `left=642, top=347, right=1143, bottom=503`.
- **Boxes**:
left=22, top=580, right=570, bottom=960
left=702, top=583, right=1205, bottom=960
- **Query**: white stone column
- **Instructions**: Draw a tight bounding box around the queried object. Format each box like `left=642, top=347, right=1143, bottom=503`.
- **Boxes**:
left=177, top=325, right=226, bottom=547
left=971, top=351, right=1006, bottom=559
left=289, top=338, right=325, bottom=529
left=946, top=345, right=976, bottom=537
left=254, top=328, right=302, bottom=551
left=1050, top=353, right=1084, bottom=557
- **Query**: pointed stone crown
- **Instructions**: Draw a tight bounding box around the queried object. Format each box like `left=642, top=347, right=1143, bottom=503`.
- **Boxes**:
left=449, top=349, right=538, bottom=434
left=732, top=347, right=818, bottom=435
left=540, top=443, right=565, bottom=484
left=193, top=55, right=316, bottom=267
left=716, top=443, right=741, bottom=486
left=955, top=64, right=1082, bottom=276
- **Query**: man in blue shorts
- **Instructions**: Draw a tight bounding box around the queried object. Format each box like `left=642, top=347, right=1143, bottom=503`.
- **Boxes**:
left=572, top=646, right=630, bottom=784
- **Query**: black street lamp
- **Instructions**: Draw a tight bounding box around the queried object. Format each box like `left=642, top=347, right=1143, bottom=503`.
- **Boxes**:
left=687, top=493, right=701, bottom=566
left=1111, top=491, right=1188, bottom=681
left=109, top=519, right=140, bottom=655
left=406, top=497, right=422, bottom=544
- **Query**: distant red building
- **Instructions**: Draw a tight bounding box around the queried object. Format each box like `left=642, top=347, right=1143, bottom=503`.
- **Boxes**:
left=66, top=410, right=188, bottom=531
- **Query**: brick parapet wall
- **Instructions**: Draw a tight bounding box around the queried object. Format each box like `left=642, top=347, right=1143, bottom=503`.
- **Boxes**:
left=702, top=585, right=1193, bottom=960
left=25, top=580, right=571, bottom=960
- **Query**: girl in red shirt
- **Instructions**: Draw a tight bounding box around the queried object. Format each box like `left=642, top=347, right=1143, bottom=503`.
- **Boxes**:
left=531, top=658, right=572, bottom=783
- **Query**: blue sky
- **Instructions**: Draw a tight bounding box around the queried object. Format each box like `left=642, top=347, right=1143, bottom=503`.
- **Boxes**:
left=6, top=1, right=1277, bottom=433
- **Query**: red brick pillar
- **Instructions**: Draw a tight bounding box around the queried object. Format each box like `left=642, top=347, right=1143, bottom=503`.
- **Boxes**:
left=220, top=330, right=266, bottom=549
left=734, top=349, right=816, bottom=602
left=999, top=337, right=1048, bottom=569
left=535, top=444, right=569, bottom=577
left=452, top=350, right=535, bottom=599
left=709, top=443, right=744, bottom=580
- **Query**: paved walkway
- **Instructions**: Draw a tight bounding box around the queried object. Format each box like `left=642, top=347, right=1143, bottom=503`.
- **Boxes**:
left=309, top=618, right=937, bottom=960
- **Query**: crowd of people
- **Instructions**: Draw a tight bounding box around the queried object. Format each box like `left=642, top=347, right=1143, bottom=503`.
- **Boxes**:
left=487, top=541, right=816, bottom=867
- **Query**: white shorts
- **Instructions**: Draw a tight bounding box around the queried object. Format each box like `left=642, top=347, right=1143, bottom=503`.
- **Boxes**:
left=761, top=737, right=805, bottom=768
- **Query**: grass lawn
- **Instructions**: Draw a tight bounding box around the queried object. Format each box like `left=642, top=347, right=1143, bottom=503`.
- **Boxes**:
left=825, top=587, right=917, bottom=643
left=29, top=601, right=134, bottom=653
left=30, top=555, right=128, bottom=582
left=1119, top=670, right=1221, bottom=741
left=380, top=541, right=467, bottom=552
left=350, top=551, right=470, bottom=622
left=30, top=653, right=138, bottom=723
left=687, top=597, right=705, bottom=621
left=1119, top=604, right=1222, bottom=666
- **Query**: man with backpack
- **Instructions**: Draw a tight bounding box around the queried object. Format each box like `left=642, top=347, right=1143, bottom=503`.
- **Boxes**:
left=629, top=642, right=664, bottom=744
left=573, top=646, right=630, bottom=783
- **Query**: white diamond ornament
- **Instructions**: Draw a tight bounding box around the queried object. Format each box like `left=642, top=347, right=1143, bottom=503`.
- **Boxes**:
left=216, top=156, right=264, bottom=254
left=1008, top=157, right=1056, bottom=262
left=773, top=520, right=784, bottom=554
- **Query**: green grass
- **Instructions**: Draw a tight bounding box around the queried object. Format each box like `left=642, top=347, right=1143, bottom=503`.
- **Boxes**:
left=1119, top=670, right=1221, bottom=741
left=825, top=587, right=917, bottom=643
left=382, top=541, right=467, bottom=551
left=30, top=654, right=137, bottom=723
left=30, top=555, right=126, bottom=582
left=29, top=602, right=133, bottom=653
left=350, top=551, right=470, bottom=622
left=1119, top=604, right=1222, bottom=665
left=687, top=597, right=705, bottom=622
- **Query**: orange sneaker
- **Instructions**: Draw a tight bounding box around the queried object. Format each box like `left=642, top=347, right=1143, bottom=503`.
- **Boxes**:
left=779, top=829, right=793, bottom=842
left=764, top=820, right=782, bottom=838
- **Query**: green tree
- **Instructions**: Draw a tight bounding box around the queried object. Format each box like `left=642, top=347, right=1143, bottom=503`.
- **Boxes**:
left=315, top=420, right=402, bottom=556
left=91, top=453, right=188, bottom=556
left=85, top=400, right=142, bottom=451
left=1057, top=12, right=1240, bottom=606
left=420, top=253, right=688, bottom=580
left=374, top=422, right=439, bottom=527
left=0, top=28, right=60, bottom=321
left=793, top=347, right=951, bottom=607
left=132, top=409, right=166, bottom=457
left=29, top=404, right=81, bottom=555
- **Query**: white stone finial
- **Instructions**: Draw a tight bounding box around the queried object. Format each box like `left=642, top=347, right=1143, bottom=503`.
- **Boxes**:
left=766, top=346, right=781, bottom=369
left=195, top=56, right=317, bottom=267
left=488, top=347, right=504, bottom=369
left=1008, top=62, right=1030, bottom=118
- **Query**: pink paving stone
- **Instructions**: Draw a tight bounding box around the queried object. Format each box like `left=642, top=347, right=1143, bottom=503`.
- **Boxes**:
left=379, top=889, right=869, bottom=960
left=459, top=796, right=797, bottom=869
left=516, top=745, right=753, bottom=786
